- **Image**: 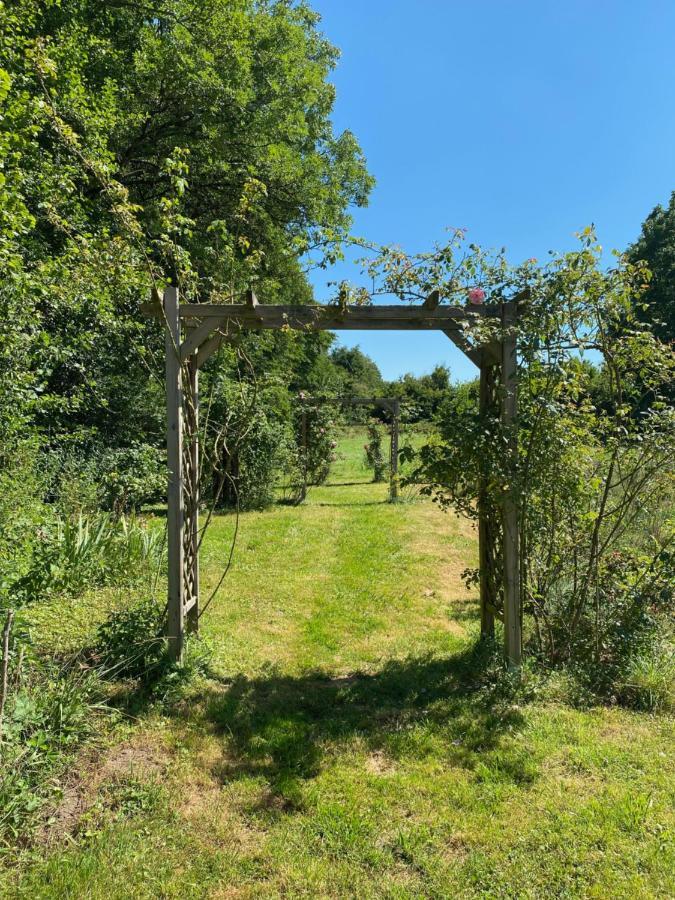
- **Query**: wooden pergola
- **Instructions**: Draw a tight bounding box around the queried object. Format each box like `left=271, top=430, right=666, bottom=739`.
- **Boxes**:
left=145, top=287, right=522, bottom=665
left=298, top=395, right=401, bottom=503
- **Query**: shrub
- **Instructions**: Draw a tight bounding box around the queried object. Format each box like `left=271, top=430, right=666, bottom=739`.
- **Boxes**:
left=363, top=421, right=387, bottom=482
left=47, top=443, right=166, bottom=516
left=295, top=394, right=339, bottom=487
left=0, top=444, right=49, bottom=609
left=617, top=638, right=675, bottom=712
left=235, top=416, right=296, bottom=510
left=367, top=228, right=675, bottom=702
left=205, top=381, right=297, bottom=511
left=549, top=547, right=675, bottom=700
left=97, top=445, right=166, bottom=514
left=94, top=597, right=167, bottom=681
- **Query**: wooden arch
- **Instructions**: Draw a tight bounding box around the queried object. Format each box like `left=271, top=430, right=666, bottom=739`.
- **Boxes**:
left=145, top=288, right=523, bottom=665
left=297, top=395, right=401, bottom=503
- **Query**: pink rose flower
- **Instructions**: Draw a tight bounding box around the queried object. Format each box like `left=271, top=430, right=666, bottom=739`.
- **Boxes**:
left=468, top=287, right=485, bottom=305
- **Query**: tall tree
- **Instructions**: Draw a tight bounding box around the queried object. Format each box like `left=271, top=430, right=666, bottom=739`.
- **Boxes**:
left=330, top=345, right=384, bottom=397
left=627, top=191, right=675, bottom=344
left=0, top=0, right=374, bottom=455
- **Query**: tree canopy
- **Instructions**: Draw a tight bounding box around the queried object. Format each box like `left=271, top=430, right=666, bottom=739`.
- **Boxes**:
left=627, top=191, right=675, bottom=344
left=0, top=0, right=374, bottom=462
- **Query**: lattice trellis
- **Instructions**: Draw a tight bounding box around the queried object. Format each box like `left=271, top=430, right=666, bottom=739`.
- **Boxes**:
left=181, top=359, right=199, bottom=630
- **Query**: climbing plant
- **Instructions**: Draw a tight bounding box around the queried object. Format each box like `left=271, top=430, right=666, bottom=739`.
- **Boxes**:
left=295, top=393, right=339, bottom=488
left=364, top=421, right=387, bottom=482
left=361, top=228, right=675, bottom=686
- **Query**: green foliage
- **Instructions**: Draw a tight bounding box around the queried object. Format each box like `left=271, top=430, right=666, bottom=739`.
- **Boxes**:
left=12, top=513, right=162, bottom=604
left=0, top=644, right=104, bottom=846
left=50, top=444, right=166, bottom=516
left=296, top=393, right=339, bottom=487
left=555, top=547, right=675, bottom=699
left=0, top=0, right=373, bottom=545
left=627, top=190, right=675, bottom=344
left=96, top=446, right=166, bottom=514
left=370, top=228, right=675, bottom=700
left=331, top=346, right=384, bottom=400
left=617, top=635, right=675, bottom=712
left=0, top=444, right=49, bottom=608
left=390, top=365, right=454, bottom=423
left=94, top=598, right=166, bottom=682
left=206, top=379, right=296, bottom=511
left=363, top=421, right=387, bottom=482
left=236, top=413, right=295, bottom=510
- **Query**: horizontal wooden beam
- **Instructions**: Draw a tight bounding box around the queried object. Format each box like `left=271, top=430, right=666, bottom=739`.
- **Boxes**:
left=143, top=302, right=500, bottom=331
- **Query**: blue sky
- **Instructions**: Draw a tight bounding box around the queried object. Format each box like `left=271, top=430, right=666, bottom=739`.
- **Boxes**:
left=308, top=0, right=675, bottom=381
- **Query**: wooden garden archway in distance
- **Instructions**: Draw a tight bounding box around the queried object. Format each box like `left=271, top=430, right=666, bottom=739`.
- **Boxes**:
left=145, top=288, right=523, bottom=666
left=298, top=395, right=401, bottom=503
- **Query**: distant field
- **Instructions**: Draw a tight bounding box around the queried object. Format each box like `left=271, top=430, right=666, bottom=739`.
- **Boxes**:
left=6, top=430, right=674, bottom=899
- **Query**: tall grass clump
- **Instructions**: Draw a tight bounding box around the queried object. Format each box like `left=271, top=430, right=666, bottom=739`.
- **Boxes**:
left=13, top=512, right=163, bottom=603
left=0, top=618, right=106, bottom=847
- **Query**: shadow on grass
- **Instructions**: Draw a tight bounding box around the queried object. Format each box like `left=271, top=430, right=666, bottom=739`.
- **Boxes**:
left=324, top=480, right=376, bottom=487
left=175, top=642, right=532, bottom=805
left=312, top=500, right=387, bottom=508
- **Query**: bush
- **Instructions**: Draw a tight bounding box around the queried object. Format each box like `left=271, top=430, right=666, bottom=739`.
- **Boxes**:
left=94, top=597, right=167, bottom=681
left=617, top=638, right=675, bottom=712
left=0, top=444, right=49, bottom=609
left=295, top=394, right=339, bottom=487
left=97, top=445, right=166, bottom=514
left=236, top=416, right=296, bottom=510
left=545, top=547, right=675, bottom=701
left=205, top=381, right=298, bottom=511
left=373, top=228, right=675, bottom=704
left=363, top=421, right=387, bottom=482
left=51, top=444, right=166, bottom=516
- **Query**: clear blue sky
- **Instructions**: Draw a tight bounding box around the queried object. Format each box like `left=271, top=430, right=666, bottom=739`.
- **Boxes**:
left=308, top=0, right=675, bottom=381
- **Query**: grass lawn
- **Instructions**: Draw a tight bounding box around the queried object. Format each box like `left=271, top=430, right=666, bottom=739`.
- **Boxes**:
left=4, top=430, right=674, bottom=898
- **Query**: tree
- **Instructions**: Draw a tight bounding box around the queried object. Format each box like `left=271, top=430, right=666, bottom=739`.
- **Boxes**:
left=389, top=365, right=452, bottom=422
left=627, top=191, right=675, bottom=344
left=0, top=0, right=374, bottom=464
left=330, top=345, right=384, bottom=397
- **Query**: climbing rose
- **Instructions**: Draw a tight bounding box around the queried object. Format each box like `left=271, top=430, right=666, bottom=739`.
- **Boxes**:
left=468, top=287, right=485, bottom=305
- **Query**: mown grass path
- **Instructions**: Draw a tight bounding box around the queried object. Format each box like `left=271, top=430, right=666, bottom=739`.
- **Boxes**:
left=6, top=432, right=674, bottom=898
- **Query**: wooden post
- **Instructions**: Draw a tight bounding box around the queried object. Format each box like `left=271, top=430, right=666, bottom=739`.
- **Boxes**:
left=389, top=401, right=400, bottom=502
left=500, top=301, right=521, bottom=665
left=165, top=286, right=185, bottom=661
left=300, top=407, right=308, bottom=503
left=186, top=357, right=199, bottom=634
left=478, top=355, right=494, bottom=637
